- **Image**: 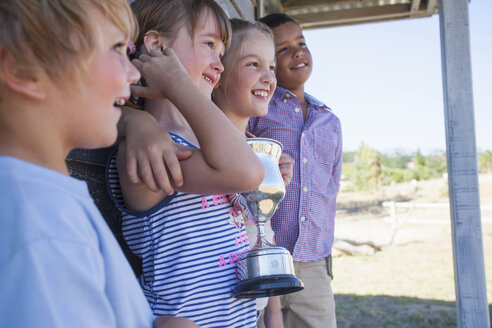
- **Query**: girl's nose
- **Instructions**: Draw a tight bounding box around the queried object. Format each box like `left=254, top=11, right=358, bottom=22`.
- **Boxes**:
left=212, top=54, right=224, bottom=74
left=262, top=69, right=276, bottom=85
left=127, top=58, right=140, bottom=84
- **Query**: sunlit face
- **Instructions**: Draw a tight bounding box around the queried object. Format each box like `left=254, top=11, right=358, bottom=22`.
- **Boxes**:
left=170, top=10, right=225, bottom=97
left=215, top=31, right=276, bottom=121
left=272, top=21, right=312, bottom=90
left=55, top=7, right=139, bottom=149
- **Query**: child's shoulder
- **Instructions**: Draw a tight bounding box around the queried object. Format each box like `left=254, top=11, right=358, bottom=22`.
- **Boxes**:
left=0, top=157, right=100, bottom=247
left=0, top=157, right=97, bottom=221
left=305, top=92, right=341, bottom=122
left=305, top=92, right=332, bottom=112
left=270, top=87, right=334, bottom=113
left=0, top=156, right=84, bottom=193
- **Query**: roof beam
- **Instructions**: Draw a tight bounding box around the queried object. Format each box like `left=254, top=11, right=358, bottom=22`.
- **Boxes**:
left=427, top=0, right=439, bottom=15
left=263, top=0, right=284, bottom=15
left=292, top=3, right=425, bottom=29
left=410, top=0, right=422, bottom=12
left=300, top=11, right=412, bottom=29
left=285, top=0, right=411, bottom=16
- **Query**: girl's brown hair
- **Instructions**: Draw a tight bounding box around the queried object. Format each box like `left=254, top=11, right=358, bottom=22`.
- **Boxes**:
left=131, top=0, right=231, bottom=58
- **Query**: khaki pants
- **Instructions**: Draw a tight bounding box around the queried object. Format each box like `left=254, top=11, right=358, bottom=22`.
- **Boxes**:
left=258, top=257, right=336, bottom=328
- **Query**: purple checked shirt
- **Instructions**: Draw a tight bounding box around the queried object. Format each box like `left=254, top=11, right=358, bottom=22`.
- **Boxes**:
left=247, top=87, right=342, bottom=262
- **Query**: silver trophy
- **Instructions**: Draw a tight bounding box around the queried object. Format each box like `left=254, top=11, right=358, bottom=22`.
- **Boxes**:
left=233, top=138, right=304, bottom=298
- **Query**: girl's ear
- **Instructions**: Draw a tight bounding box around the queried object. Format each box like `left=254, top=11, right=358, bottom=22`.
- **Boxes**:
left=0, top=48, right=45, bottom=100
left=143, top=30, right=170, bottom=53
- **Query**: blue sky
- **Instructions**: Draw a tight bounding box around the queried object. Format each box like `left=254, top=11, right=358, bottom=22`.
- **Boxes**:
left=304, top=1, right=491, bottom=155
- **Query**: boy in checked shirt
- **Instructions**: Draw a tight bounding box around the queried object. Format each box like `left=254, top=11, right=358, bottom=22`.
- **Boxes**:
left=248, top=13, right=342, bottom=328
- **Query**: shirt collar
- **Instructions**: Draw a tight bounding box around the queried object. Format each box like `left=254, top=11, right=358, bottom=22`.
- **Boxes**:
left=272, top=86, right=331, bottom=112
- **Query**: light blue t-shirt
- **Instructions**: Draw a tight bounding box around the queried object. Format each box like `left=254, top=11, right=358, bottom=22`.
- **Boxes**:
left=0, top=156, right=154, bottom=328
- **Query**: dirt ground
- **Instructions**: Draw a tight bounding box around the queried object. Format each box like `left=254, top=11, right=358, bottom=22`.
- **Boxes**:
left=332, top=173, right=492, bottom=327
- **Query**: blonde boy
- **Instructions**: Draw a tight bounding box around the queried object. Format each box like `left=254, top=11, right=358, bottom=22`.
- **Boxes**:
left=0, top=1, right=197, bottom=327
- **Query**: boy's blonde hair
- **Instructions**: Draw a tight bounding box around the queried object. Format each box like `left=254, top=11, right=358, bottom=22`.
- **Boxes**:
left=217, top=19, right=274, bottom=93
left=0, top=0, right=137, bottom=86
left=131, top=0, right=231, bottom=57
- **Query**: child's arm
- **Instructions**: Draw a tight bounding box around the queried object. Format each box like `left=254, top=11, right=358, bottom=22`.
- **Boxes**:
left=263, top=296, right=284, bottom=328
left=117, top=106, right=192, bottom=194
left=332, top=121, right=343, bottom=193
left=121, top=49, right=265, bottom=211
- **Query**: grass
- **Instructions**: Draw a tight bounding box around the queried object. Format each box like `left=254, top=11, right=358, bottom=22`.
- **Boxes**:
left=333, top=174, right=492, bottom=327
left=335, top=294, right=459, bottom=328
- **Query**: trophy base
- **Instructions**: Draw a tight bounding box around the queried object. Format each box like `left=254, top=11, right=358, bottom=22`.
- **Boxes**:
left=232, top=274, right=304, bottom=298
left=233, top=246, right=304, bottom=298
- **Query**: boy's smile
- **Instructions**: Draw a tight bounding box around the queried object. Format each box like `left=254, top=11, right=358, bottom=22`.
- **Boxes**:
left=272, top=21, right=312, bottom=91
left=57, top=8, right=139, bottom=151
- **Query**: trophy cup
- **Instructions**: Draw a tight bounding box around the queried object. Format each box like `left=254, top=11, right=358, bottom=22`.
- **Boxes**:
left=233, top=138, right=304, bottom=298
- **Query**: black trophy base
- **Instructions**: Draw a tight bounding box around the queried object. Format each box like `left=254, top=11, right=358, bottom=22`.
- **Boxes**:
left=233, top=274, right=304, bottom=298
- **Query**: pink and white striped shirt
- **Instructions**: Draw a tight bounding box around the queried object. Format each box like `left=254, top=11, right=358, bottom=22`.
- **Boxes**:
left=247, top=86, right=342, bottom=262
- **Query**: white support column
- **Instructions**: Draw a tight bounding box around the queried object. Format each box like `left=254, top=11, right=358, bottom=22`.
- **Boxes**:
left=438, top=0, right=490, bottom=327
left=258, top=0, right=265, bottom=19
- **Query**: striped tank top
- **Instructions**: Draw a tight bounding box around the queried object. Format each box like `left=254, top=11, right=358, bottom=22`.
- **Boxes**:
left=106, top=133, right=257, bottom=327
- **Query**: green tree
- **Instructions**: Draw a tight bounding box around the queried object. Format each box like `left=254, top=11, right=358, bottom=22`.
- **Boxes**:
left=414, top=149, right=426, bottom=167
left=343, top=151, right=356, bottom=163
left=479, top=150, right=492, bottom=172
left=381, top=152, right=412, bottom=169
left=411, top=149, right=446, bottom=181
left=352, top=143, right=382, bottom=190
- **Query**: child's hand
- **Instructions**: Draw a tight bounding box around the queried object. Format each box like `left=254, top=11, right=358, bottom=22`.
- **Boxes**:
left=279, top=152, right=294, bottom=187
left=122, top=109, right=193, bottom=194
left=131, top=48, right=189, bottom=100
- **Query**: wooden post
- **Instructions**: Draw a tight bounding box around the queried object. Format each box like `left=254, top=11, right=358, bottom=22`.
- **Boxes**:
left=257, top=0, right=265, bottom=19
left=438, top=0, right=490, bottom=326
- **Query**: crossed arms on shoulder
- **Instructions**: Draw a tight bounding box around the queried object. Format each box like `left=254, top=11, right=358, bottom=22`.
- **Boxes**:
left=117, top=49, right=265, bottom=211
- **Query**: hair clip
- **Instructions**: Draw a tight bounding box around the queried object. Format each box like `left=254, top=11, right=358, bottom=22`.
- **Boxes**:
left=128, top=41, right=136, bottom=55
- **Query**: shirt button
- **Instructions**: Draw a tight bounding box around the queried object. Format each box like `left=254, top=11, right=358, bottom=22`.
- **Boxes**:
left=301, top=132, right=305, bottom=137
left=302, top=158, right=307, bottom=164
left=300, top=216, right=306, bottom=222
left=283, top=98, right=288, bottom=103
left=303, top=187, right=308, bottom=192
left=294, top=107, right=300, bottom=113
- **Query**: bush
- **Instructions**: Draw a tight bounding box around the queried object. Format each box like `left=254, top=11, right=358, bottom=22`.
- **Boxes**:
left=343, top=147, right=452, bottom=190
left=351, top=143, right=382, bottom=191
left=340, top=148, right=492, bottom=190
left=385, top=168, right=404, bottom=183
left=381, top=152, right=412, bottom=169
left=479, top=151, right=492, bottom=172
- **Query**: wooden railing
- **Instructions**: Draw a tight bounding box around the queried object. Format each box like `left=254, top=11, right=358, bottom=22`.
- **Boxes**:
left=382, top=201, right=492, bottom=225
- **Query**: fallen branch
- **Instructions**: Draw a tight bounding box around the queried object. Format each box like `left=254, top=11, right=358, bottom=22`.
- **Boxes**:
left=333, top=238, right=381, bottom=256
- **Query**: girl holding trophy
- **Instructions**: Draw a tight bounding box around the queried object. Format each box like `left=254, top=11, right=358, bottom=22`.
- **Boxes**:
left=107, top=1, right=289, bottom=326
